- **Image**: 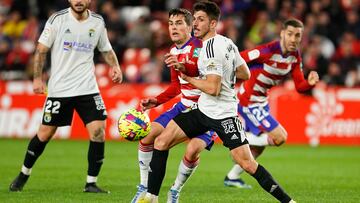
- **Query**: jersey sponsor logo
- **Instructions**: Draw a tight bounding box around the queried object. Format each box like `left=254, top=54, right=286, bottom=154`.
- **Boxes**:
left=89, top=29, right=95, bottom=37
left=42, top=27, right=51, bottom=41
left=193, top=48, right=200, bottom=57
left=63, top=41, right=93, bottom=52
left=206, top=62, right=217, bottom=71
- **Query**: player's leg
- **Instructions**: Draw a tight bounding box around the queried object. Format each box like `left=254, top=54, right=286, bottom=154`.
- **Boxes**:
left=214, top=116, right=294, bottom=202
left=167, top=136, right=209, bottom=203
left=139, top=109, right=207, bottom=203
left=132, top=102, right=188, bottom=202
left=9, top=96, right=72, bottom=192
left=76, top=93, right=108, bottom=193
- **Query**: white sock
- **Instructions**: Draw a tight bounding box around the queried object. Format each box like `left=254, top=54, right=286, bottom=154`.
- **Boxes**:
left=138, top=141, right=154, bottom=187
left=246, top=132, right=272, bottom=146
left=21, top=165, right=32, bottom=175
left=171, top=157, right=199, bottom=191
left=86, top=175, right=97, bottom=183
left=226, top=164, right=244, bottom=179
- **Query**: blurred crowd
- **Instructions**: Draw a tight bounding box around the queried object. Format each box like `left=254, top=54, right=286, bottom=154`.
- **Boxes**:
left=0, top=0, right=359, bottom=87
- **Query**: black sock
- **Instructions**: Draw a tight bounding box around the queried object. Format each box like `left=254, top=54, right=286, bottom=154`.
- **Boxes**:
left=23, top=135, right=48, bottom=169
left=252, top=164, right=291, bottom=203
left=87, top=141, right=104, bottom=178
left=147, top=149, right=169, bottom=196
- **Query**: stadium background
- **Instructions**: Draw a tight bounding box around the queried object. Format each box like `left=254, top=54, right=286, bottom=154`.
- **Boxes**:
left=0, top=0, right=360, bottom=202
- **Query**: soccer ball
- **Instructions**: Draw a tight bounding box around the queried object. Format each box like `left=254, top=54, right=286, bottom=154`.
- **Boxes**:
left=118, top=108, right=151, bottom=141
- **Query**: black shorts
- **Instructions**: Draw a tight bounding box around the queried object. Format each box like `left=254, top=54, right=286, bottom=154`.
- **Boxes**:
left=173, top=108, right=248, bottom=150
left=41, top=93, right=107, bottom=126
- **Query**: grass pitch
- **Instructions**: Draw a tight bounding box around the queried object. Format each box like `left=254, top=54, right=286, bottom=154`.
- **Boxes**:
left=0, top=139, right=359, bottom=203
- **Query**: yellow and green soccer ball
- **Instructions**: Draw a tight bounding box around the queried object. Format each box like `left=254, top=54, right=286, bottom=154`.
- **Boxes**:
left=118, top=108, right=151, bottom=141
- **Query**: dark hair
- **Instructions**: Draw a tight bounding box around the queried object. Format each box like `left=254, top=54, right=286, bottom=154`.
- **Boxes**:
left=193, top=1, right=220, bottom=21
left=282, top=18, right=304, bottom=29
left=169, top=8, right=193, bottom=26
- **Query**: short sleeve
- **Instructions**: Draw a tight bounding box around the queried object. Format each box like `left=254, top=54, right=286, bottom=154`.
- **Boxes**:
left=38, top=21, right=56, bottom=48
left=203, top=39, right=223, bottom=76
left=97, top=26, right=112, bottom=52
left=234, top=45, right=245, bottom=68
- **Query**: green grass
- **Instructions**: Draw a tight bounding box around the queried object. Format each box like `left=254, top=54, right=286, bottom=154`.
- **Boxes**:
left=0, top=139, right=360, bottom=203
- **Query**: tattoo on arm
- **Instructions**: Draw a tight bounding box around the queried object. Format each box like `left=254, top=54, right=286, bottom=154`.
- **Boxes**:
left=33, top=49, right=47, bottom=79
left=102, top=50, right=120, bottom=67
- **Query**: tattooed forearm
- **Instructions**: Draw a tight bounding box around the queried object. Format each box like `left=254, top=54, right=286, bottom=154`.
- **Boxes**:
left=102, top=50, right=120, bottom=67
left=33, top=48, right=47, bottom=79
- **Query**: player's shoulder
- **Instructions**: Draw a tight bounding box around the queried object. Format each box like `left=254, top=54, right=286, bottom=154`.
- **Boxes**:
left=89, top=10, right=105, bottom=24
left=47, top=8, right=69, bottom=25
left=189, top=37, right=202, bottom=48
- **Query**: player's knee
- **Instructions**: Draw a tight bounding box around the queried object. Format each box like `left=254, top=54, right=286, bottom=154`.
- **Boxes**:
left=273, top=132, right=287, bottom=146
left=37, top=125, right=56, bottom=141
left=154, top=136, right=171, bottom=150
left=185, top=145, right=201, bottom=161
left=91, top=127, right=105, bottom=142
left=238, top=159, right=257, bottom=174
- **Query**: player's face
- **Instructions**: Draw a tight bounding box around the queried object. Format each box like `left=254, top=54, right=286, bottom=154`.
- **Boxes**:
left=168, top=14, right=191, bottom=45
left=281, top=25, right=303, bottom=53
left=69, top=0, right=90, bottom=14
left=193, top=11, right=211, bottom=40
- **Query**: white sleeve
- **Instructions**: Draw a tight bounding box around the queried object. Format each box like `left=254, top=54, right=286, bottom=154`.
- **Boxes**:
left=203, top=39, right=223, bottom=76
left=234, top=45, right=246, bottom=68
left=97, top=25, right=112, bottom=52
left=38, top=21, right=56, bottom=48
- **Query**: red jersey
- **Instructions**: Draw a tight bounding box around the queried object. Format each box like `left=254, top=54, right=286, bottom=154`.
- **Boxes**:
left=239, top=40, right=313, bottom=106
left=156, top=37, right=202, bottom=107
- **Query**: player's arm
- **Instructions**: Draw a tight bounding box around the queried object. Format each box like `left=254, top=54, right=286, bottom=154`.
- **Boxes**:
left=236, top=63, right=251, bottom=80
left=141, top=68, right=181, bottom=111
left=181, top=73, right=221, bottom=96
left=235, top=46, right=251, bottom=80
left=291, top=62, right=319, bottom=92
left=33, top=43, right=49, bottom=94
left=101, top=50, right=123, bottom=83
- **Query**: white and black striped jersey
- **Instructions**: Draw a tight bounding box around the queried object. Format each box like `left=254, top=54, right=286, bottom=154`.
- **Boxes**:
left=38, top=8, right=112, bottom=97
left=197, top=34, right=245, bottom=119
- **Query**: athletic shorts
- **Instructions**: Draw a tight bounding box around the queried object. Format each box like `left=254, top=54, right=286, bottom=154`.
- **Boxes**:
left=41, top=93, right=107, bottom=126
left=173, top=108, right=248, bottom=150
left=155, top=102, right=216, bottom=150
left=238, top=103, right=279, bottom=135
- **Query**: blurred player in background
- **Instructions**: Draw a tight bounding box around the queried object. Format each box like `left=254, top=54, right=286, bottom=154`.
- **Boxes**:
left=224, top=18, right=319, bottom=188
left=9, top=0, right=122, bottom=193
left=139, top=1, right=296, bottom=203
left=131, top=8, right=216, bottom=203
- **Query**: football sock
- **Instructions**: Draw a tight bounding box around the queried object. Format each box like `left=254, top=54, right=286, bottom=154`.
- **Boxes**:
left=147, top=149, right=169, bottom=196
left=23, top=134, right=48, bottom=171
left=252, top=164, right=291, bottom=203
left=87, top=141, right=104, bottom=180
left=246, top=132, right=274, bottom=146
left=226, top=164, right=244, bottom=179
left=171, top=156, right=199, bottom=191
left=138, top=140, right=154, bottom=187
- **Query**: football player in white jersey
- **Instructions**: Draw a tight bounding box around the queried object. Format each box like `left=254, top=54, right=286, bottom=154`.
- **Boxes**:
left=9, top=0, right=122, bottom=193
left=139, top=1, right=295, bottom=203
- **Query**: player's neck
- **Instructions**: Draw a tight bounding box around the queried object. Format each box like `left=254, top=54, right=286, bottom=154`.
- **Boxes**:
left=175, top=36, right=191, bottom=48
left=70, top=8, right=89, bottom=21
left=201, top=31, right=216, bottom=42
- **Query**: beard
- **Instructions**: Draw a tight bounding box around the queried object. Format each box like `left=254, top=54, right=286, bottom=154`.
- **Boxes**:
left=70, top=3, right=88, bottom=14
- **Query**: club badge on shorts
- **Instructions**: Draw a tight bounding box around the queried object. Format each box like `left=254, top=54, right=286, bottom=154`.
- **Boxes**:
left=43, top=112, right=52, bottom=123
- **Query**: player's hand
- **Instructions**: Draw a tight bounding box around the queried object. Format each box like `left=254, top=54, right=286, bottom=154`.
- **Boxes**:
left=179, top=72, right=188, bottom=81
left=140, top=97, right=158, bottom=111
left=164, top=53, right=185, bottom=72
left=308, top=71, right=319, bottom=86
left=110, top=66, right=123, bottom=83
left=33, top=78, right=46, bottom=94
